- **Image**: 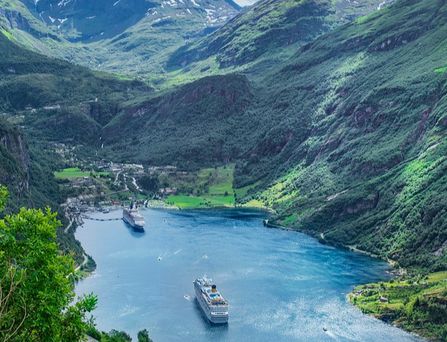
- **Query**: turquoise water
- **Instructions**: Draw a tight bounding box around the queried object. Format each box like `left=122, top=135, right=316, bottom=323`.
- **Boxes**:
left=75, top=209, right=420, bottom=341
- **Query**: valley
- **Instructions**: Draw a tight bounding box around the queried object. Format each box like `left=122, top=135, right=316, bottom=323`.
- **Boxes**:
left=0, top=0, right=446, bottom=340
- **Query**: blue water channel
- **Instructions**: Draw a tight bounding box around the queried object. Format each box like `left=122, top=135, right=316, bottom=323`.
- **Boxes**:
left=75, top=209, right=421, bottom=341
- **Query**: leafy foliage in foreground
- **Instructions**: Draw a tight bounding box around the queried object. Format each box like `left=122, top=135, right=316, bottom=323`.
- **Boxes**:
left=0, top=188, right=97, bottom=341
left=85, top=327, right=153, bottom=342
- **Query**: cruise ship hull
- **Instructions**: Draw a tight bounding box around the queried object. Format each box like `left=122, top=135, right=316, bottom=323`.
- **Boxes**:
left=194, top=281, right=229, bottom=324
left=122, top=216, right=144, bottom=232
left=123, top=212, right=144, bottom=232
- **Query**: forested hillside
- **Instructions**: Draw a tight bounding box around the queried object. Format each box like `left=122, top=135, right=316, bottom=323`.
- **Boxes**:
left=250, top=0, right=447, bottom=271
left=0, top=22, right=150, bottom=202
left=0, top=26, right=152, bottom=267
left=100, top=0, right=447, bottom=272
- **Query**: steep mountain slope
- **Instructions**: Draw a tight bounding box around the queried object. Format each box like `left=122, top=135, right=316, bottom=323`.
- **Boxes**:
left=102, top=0, right=447, bottom=272
left=0, top=120, right=31, bottom=206
left=0, top=26, right=150, bottom=200
left=166, top=0, right=393, bottom=79
left=0, top=118, right=65, bottom=211
left=244, top=0, right=447, bottom=271
left=0, top=0, right=240, bottom=77
left=102, top=74, right=254, bottom=165
left=0, top=25, right=151, bottom=142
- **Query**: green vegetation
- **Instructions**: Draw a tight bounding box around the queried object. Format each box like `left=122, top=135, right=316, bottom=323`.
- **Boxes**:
left=0, top=185, right=154, bottom=341
left=166, top=195, right=205, bottom=208
left=166, top=0, right=388, bottom=81
left=0, top=28, right=12, bottom=40
left=435, top=66, right=447, bottom=74
left=54, top=167, right=109, bottom=179
left=0, top=187, right=97, bottom=341
left=165, top=165, right=236, bottom=209
left=137, top=329, right=153, bottom=342
left=349, top=272, right=447, bottom=340
left=0, top=118, right=63, bottom=212
left=167, top=194, right=234, bottom=209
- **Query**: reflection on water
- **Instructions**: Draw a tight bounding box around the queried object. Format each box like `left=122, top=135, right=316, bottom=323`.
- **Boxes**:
left=75, top=209, right=421, bottom=342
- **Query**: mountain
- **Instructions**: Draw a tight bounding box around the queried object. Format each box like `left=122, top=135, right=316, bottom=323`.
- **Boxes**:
left=102, top=74, right=253, bottom=165
left=0, top=25, right=155, bottom=267
left=99, top=0, right=447, bottom=272
left=0, top=120, right=30, bottom=205
left=250, top=0, right=447, bottom=271
left=166, top=0, right=393, bottom=78
left=0, top=23, right=150, bottom=131
left=0, top=0, right=240, bottom=78
left=0, top=117, right=67, bottom=212
left=21, top=0, right=240, bottom=42
left=0, top=24, right=151, bottom=203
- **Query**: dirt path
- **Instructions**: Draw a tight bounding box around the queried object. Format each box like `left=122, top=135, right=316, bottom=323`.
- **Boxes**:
left=75, top=253, right=88, bottom=272
left=64, top=216, right=74, bottom=234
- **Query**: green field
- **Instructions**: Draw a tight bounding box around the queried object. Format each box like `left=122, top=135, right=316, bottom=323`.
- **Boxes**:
left=349, top=272, right=447, bottom=340
left=166, top=194, right=235, bottom=209
left=54, top=167, right=109, bottom=179
left=164, top=165, right=236, bottom=209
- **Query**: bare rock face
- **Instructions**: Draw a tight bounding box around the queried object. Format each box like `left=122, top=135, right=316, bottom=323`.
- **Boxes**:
left=0, top=8, right=31, bottom=31
left=0, top=123, right=30, bottom=194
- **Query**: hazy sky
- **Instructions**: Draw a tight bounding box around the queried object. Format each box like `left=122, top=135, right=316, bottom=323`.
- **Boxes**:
left=234, top=0, right=257, bottom=6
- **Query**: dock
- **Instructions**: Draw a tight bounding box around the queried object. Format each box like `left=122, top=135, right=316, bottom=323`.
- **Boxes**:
left=81, top=215, right=122, bottom=222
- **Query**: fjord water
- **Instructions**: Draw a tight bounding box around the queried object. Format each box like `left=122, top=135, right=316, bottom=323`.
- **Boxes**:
left=75, top=209, right=420, bottom=341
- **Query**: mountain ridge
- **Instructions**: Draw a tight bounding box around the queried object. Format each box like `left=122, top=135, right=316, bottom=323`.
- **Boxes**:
left=0, top=0, right=241, bottom=78
left=166, top=0, right=394, bottom=79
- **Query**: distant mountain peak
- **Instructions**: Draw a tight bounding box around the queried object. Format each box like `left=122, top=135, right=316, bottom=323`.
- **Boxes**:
left=21, top=0, right=240, bottom=41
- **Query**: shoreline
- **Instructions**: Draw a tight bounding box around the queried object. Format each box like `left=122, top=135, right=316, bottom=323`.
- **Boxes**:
left=264, top=219, right=402, bottom=271
left=266, top=224, right=434, bottom=341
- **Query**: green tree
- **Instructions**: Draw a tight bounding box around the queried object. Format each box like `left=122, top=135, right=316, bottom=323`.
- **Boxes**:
left=0, top=187, right=97, bottom=341
left=139, top=175, right=160, bottom=193
left=137, top=329, right=153, bottom=342
left=102, top=330, right=132, bottom=341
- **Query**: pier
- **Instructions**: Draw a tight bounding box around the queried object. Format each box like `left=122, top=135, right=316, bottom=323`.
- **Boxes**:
left=81, top=215, right=122, bottom=222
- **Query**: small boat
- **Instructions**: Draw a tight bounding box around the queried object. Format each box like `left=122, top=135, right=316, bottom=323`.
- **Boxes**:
left=193, top=276, right=229, bottom=324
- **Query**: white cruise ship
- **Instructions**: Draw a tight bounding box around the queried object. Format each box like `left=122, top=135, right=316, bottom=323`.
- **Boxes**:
left=194, top=276, right=229, bottom=324
left=122, top=203, right=145, bottom=232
